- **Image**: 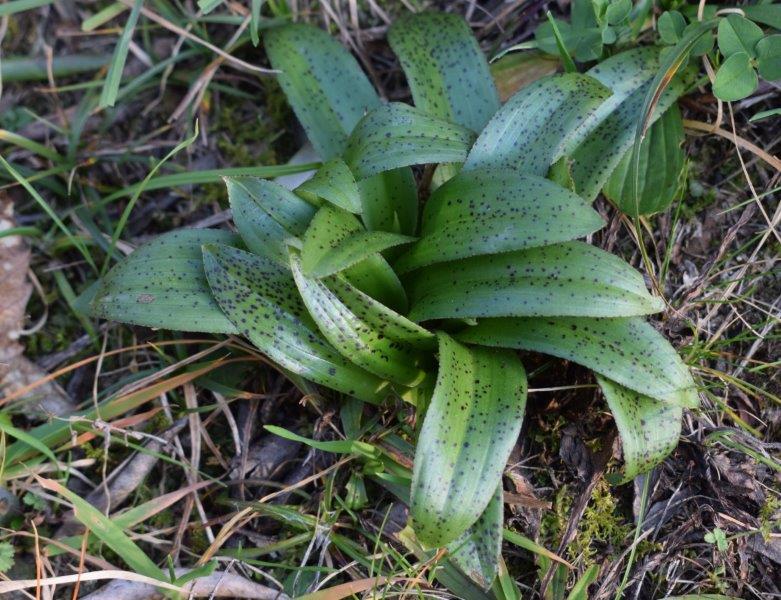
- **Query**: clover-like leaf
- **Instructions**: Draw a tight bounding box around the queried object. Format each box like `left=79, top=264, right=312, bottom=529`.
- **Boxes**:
left=717, top=14, right=764, bottom=58
left=757, top=35, right=781, bottom=81
left=406, top=241, right=664, bottom=321
left=713, top=52, right=758, bottom=101
left=411, top=334, right=526, bottom=548
left=457, top=316, right=698, bottom=407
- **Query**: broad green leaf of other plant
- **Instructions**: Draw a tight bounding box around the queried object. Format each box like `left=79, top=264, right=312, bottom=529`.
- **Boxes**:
left=603, top=103, right=685, bottom=216
left=411, top=334, right=526, bottom=548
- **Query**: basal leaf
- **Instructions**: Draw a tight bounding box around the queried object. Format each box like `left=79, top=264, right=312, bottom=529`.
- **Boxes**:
left=388, top=12, right=499, bottom=132
left=603, top=103, right=685, bottom=216
left=446, top=484, right=503, bottom=590
left=463, top=73, right=610, bottom=176
left=296, top=158, right=362, bottom=214
left=343, top=103, right=475, bottom=180
left=300, top=205, right=408, bottom=311
left=596, top=376, right=682, bottom=484
left=570, top=46, right=694, bottom=202
left=357, top=168, right=419, bottom=236
left=227, top=177, right=316, bottom=265
left=305, top=229, right=417, bottom=278
left=394, top=169, right=604, bottom=273
left=203, top=243, right=388, bottom=403
left=290, top=252, right=429, bottom=386
left=264, top=23, right=380, bottom=159
left=90, top=229, right=240, bottom=333
left=406, top=241, right=664, bottom=321
left=411, top=334, right=526, bottom=547
left=457, top=317, right=698, bottom=407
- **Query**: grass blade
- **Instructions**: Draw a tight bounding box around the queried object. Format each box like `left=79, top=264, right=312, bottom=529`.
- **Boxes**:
left=99, top=0, right=143, bottom=109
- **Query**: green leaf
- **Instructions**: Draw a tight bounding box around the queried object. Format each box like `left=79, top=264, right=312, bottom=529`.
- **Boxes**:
left=89, top=229, right=240, bottom=333
left=717, top=14, right=764, bottom=58
left=406, top=241, right=664, bottom=322
left=570, top=46, right=694, bottom=202
left=264, top=425, right=378, bottom=458
left=99, top=0, right=142, bottom=108
left=597, top=376, right=682, bottom=484
left=658, top=11, right=686, bottom=45
left=38, top=477, right=167, bottom=582
left=456, top=316, right=698, bottom=407
left=605, top=0, right=631, bottom=25
left=750, top=107, right=781, bottom=122
left=290, top=252, right=429, bottom=386
left=744, top=4, right=781, bottom=30
left=534, top=20, right=603, bottom=63
left=446, top=485, right=503, bottom=590
left=464, top=73, right=610, bottom=176
left=394, top=169, right=604, bottom=273
left=304, top=229, right=416, bottom=278
left=757, top=35, right=781, bottom=81
left=296, top=158, right=362, bottom=214
left=202, top=243, right=388, bottom=403
left=227, top=177, right=315, bottom=265
left=264, top=23, right=380, bottom=159
left=344, top=103, right=475, bottom=180
left=411, top=334, right=527, bottom=547
left=356, top=168, right=418, bottom=236
left=300, top=205, right=408, bottom=311
left=389, top=12, right=499, bottom=132
left=0, top=542, right=14, bottom=573
left=604, top=103, right=685, bottom=216
left=713, top=52, right=758, bottom=101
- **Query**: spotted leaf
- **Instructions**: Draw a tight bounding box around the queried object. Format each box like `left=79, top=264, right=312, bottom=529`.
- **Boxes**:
left=597, top=375, right=682, bottom=483
left=394, top=169, right=603, bottom=274
left=411, top=334, right=526, bottom=547
left=356, top=167, right=419, bottom=236
left=90, top=229, right=240, bottom=333
left=291, top=251, right=430, bottom=386
left=296, top=158, right=362, bottom=214
left=202, top=243, right=388, bottom=403
left=301, top=205, right=407, bottom=311
left=406, top=241, right=664, bottom=321
left=388, top=12, right=499, bottom=132
left=344, top=103, right=476, bottom=180
left=264, top=23, right=379, bottom=159
left=570, top=47, right=694, bottom=202
left=457, top=317, right=698, bottom=407
left=227, top=177, right=315, bottom=265
left=463, top=73, right=611, bottom=176
left=446, top=484, right=503, bottom=590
